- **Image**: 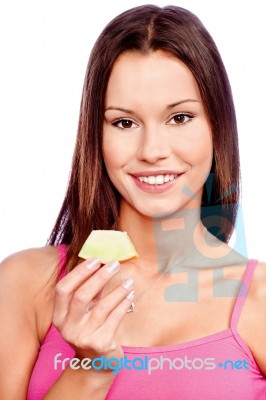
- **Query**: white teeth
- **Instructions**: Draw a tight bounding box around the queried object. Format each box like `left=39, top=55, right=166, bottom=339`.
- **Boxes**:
left=147, top=176, right=156, bottom=184
left=137, top=174, right=177, bottom=185
left=155, top=175, right=164, bottom=185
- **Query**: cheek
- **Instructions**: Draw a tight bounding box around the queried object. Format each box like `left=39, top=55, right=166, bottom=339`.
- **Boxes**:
left=176, top=125, right=213, bottom=166
left=103, top=119, right=141, bottom=166
left=102, top=135, right=130, bottom=177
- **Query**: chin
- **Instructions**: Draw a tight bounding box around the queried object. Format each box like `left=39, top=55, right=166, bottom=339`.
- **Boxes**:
left=136, top=202, right=186, bottom=219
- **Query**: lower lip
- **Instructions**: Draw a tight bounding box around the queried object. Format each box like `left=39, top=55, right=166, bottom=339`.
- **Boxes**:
left=130, top=174, right=183, bottom=194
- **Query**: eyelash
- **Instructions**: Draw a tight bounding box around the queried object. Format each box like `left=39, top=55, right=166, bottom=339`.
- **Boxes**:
left=112, top=113, right=194, bottom=130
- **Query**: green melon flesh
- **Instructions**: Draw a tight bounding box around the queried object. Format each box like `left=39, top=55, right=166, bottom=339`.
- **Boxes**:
left=78, top=230, right=138, bottom=264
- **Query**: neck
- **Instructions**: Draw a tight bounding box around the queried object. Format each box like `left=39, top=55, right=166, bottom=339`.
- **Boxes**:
left=117, top=200, right=209, bottom=276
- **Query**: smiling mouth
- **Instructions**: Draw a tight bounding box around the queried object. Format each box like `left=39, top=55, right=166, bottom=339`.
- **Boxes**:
left=130, top=173, right=184, bottom=193
left=136, top=174, right=179, bottom=185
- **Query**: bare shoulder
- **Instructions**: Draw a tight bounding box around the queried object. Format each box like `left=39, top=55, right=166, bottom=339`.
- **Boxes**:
left=0, top=246, right=58, bottom=322
left=246, top=260, right=266, bottom=313
left=0, top=245, right=59, bottom=295
left=1, top=244, right=59, bottom=274
left=249, top=260, right=266, bottom=296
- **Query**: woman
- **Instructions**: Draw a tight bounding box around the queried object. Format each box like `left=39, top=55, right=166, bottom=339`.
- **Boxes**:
left=0, top=4, right=265, bottom=399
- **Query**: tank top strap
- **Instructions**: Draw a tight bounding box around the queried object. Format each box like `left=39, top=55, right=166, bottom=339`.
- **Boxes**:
left=56, top=243, right=68, bottom=281
left=230, top=258, right=258, bottom=331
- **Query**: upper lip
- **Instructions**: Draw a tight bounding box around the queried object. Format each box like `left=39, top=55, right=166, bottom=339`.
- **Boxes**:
left=130, top=170, right=183, bottom=177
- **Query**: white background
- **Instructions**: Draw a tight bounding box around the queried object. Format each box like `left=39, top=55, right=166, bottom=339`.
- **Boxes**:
left=0, top=0, right=265, bottom=261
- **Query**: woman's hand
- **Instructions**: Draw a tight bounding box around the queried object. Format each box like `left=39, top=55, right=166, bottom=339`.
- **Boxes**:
left=52, top=258, right=134, bottom=369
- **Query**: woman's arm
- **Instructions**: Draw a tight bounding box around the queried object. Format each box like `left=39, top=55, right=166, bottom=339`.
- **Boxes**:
left=0, top=248, right=54, bottom=399
left=0, top=247, right=134, bottom=399
left=44, top=256, right=134, bottom=399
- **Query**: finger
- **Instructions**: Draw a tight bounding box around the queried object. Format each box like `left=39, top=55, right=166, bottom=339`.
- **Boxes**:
left=98, top=290, right=135, bottom=337
left=84, top=278, right=134, bottom=325
left=53, top=257, right=102, bottom=326
left=68, top=260, right=122, bottom=317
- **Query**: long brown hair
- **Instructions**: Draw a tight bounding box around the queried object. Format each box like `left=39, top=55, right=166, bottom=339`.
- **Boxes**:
left=47, top=5, right=240, bottom=272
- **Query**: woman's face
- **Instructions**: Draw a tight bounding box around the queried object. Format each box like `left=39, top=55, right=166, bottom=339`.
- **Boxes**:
left=103, top=50, right=213, bottom=217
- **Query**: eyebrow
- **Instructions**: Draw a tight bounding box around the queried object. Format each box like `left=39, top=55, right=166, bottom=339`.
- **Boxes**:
left=104, top=99, right=200, bottom=113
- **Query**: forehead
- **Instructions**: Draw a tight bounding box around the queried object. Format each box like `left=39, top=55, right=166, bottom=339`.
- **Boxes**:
left=105, top=50, right=202, bottom=105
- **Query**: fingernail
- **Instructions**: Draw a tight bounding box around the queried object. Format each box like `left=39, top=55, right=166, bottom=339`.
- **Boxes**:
left=85, top=258, right=101, bottom=269
left=122, top=278, right=134, bottom=290
left=106, top=260, right=120, bottom=273
left=126, top=290, right=135, bottom=300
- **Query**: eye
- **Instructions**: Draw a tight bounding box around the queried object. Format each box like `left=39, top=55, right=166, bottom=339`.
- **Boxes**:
left=112, top=119, right=138, bottom=130
left=168, top=113, right=194, bottom=126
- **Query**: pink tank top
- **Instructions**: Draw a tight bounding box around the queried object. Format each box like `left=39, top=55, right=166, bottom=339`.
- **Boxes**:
left=27, top=244, right=266, bottom=399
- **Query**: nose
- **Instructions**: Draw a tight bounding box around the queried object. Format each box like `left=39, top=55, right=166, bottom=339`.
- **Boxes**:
left=137, top=125, right=171, bottom=163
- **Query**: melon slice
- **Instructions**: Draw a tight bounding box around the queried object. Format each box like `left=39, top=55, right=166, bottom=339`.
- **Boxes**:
left=78, top=230, right=138, bottom=264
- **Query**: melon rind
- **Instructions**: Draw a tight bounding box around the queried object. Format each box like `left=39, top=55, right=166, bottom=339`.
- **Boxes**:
left=78, top=230, right=139, bottom=264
